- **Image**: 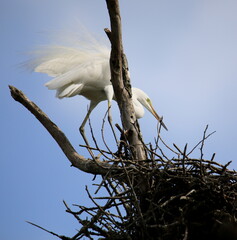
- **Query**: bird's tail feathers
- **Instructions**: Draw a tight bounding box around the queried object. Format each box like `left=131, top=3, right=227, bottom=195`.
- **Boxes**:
left=56, top=83, right=83, bottom=99
left=44, top=67, right=82, bottom=89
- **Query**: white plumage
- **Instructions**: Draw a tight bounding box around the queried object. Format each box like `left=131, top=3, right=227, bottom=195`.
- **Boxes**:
left=30, top=33, right=168, bottom=132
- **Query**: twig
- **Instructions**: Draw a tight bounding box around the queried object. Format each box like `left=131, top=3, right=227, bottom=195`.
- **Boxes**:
left=200, top=125, right=209, bottom=160
left=118, top=158, right=146, bottom=228
left=187, top=125, right=216, bottom=156
left=101, top=109, right=118, bottom=157
left=26, top=221, right=70, bottom=240
left=88, top=116, right=114, bottom=161
left=182, top=144, right=188, bottom=174
left=79, top=145, right=111, bottom=155
left=63, top=200, right=82, bottom=224
left=85, top=186, right=124, bottom=231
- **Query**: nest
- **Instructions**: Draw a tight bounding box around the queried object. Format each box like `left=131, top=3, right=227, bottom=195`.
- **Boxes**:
left=57, top=126, right=237, bottom=240
left=129, top=158, right=237, bottom=240
left=27, top=125, right=237, bottom=240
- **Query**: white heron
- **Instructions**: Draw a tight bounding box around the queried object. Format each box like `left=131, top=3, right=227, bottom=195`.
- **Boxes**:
left=29, top=33, right=167, bottom=142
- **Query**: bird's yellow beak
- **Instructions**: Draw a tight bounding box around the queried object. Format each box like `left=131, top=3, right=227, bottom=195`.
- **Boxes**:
left=147, top=99, right=168, bottom=131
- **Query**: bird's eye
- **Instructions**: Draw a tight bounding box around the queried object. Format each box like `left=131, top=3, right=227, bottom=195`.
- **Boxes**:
left=146, top=98, right=151, bottom=104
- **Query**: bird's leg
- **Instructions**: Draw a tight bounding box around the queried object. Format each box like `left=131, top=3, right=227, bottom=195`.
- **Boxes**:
left=107, top=101, right=119, bottom=144
left=104, top=85, right=118, bottom=144
left=79, top=101, right=98, bottom=148
left=79, top=125, right=89, bottom=148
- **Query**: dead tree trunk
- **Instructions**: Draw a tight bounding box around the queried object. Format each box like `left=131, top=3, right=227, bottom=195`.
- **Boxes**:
left=105, top=0, right=146, bottom=161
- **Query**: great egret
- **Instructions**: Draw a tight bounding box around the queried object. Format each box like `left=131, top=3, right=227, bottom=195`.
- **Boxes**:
left=29, top=33, right=168, bottom=141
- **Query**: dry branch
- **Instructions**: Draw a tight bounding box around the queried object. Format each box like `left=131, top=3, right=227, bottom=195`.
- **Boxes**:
left=9, top=85, right=117, bottom=176
left=61, top=151, right=237, bottom=240
left=105, top=0, right=146, bottom=161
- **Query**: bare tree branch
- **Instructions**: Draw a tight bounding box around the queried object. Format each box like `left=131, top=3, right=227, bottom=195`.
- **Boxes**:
left=26, top=221, right=70, bottom=240
left=9, top=85, right=117, bottom=176
left=105, top=0, right=146, bottom=161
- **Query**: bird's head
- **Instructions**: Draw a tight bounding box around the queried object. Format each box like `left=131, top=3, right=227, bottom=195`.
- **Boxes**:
left=132, top=88, right=168, bottom=131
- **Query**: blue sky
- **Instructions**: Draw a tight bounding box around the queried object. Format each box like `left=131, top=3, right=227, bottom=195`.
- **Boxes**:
left=1, top=0, right=237, bottom=239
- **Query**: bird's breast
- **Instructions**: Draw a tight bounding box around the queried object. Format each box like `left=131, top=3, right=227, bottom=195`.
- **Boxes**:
left=80, top=86, right=108, bottom=102
left=133, top=99, right=145, bottom=119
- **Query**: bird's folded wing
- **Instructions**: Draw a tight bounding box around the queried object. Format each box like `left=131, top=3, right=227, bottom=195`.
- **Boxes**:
left=56, top=83, right=83, bottom=98
left=44, top=58, right=110, bottom=90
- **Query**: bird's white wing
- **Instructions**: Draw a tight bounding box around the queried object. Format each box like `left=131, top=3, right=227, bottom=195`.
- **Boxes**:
left=45, top=57, right=111, bottom=88
left=56, top=83, right=84, bottom=98
left=40, top=50, right=111, bottom=99
left=28, top=32, right=113, bottom=99
left=29, top=41, right=111, bottom=99
left=32, top=45, right=110, bottom=77
left=34, top=46, right=86, bottom=77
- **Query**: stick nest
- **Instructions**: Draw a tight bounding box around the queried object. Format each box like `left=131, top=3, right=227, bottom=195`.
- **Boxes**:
left=59, top=126, right=237, bottom=240
left=27, top=124, right=237, bottom=240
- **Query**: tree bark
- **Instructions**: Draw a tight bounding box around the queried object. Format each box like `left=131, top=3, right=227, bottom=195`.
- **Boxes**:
left=105, top=0, right=146, bottom=161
